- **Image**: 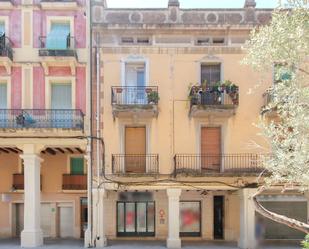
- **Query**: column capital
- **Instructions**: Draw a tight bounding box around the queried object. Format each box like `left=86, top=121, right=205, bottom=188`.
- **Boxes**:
left=167, top=188, right=181, bottom=198
left=20, top=154, right=43, bottom=163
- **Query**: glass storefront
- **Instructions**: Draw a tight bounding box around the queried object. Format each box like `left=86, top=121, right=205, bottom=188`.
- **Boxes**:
left=117, top=201, right=155, bottom=236
left=180, top=201, right=201, bottom=237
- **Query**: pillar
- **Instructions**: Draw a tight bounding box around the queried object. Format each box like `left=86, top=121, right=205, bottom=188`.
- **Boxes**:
left=238, top=188, right=257, bottom=249
left=20, top=152, right=43, bottom=247
left=93, top=188, right=107, bottom=247
left=167, top=188, right=181, bottom=249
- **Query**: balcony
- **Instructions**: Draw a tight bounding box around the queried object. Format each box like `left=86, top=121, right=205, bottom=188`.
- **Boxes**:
left=112, top=154, right=159, bottom=175
left=174, top=154, right=266, bottom=176
left=111, top=86, right=159, bottom=118
left=0, top=109, right=84, bottom=130
left=0, top=35, right=13, bottom=74
left=38, top=36, right=78, bottom=75
left=62, top=174, right=87, bottom=190
left=40, top=0, right=78, bottom=10
left=189, top=84, right=239, bottom=118
left=12, top=174, right=42, bottom=191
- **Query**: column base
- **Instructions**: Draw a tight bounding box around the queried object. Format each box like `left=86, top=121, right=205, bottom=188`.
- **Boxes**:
left=84, top=228, right=92, bottom=248
left=96, top=236, right=107, bottom=247
left=21, top=229, right=43, bottom=247
left=167, top=238, right=181, bottom=249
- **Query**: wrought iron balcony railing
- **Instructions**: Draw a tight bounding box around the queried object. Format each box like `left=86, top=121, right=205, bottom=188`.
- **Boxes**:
left=174, top=154, right=266, bottom=175
left=112, top=154, right=159, bottom=174
left=190, top=90, right=239, bottom=107
left=0, top=109, right=84, bottom=130
left=111, top=86, right=159, bottom=105
left=0, top=35, right=13, bottom=61
left=62, top=174, right=87, bottom=190
left=38, top=36, right=77, bottom=57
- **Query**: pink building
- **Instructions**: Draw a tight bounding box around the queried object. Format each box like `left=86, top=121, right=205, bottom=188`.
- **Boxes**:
left=0, top=0, right=90, bottom=247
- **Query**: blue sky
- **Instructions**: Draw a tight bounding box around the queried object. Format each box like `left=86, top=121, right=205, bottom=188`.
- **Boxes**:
left=106, top=0, right=279, bottom=9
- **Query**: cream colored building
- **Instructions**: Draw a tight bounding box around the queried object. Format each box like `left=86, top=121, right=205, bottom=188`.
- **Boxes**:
left=89, top=0, right=309, bottom=248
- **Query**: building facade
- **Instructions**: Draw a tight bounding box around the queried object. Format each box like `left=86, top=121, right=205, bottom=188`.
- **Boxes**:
left=0, top=0, right=90, bottom=247
left=89, top=0, right=309, bottom=248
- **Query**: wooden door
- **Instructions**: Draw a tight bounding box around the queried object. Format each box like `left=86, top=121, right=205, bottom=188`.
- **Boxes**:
left=201, top=127, right=221, bottom=171
left=125, top=127, right=146, bottom=173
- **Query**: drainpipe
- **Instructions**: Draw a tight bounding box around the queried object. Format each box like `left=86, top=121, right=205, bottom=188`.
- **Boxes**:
left=86, top=0, right=94, bottom=247
left=96, top=35, right=101, bottom=185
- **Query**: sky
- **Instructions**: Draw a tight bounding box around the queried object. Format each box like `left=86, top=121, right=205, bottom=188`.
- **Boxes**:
left=106, top=0, right=280, bottom=9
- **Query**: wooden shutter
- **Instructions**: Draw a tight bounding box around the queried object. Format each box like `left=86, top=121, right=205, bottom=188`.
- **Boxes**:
left=70, top=157, right=84, bottom=175
left=201, top=127, right=221, bottom=171
left=125, top=127, right=146, bottom=173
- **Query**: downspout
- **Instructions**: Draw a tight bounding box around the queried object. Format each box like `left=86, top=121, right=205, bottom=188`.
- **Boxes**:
left=86, top=0, right=94, bottom=247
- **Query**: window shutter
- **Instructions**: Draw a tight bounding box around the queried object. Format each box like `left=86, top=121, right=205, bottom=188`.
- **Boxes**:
left=70, top=158, right=84, bottom=175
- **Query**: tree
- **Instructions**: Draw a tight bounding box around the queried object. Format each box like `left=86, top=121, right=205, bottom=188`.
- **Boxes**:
left=242, top=0, right=309, bottom=233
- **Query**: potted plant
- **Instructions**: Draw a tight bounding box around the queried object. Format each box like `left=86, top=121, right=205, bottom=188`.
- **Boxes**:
left=147, top=91, right=159, bottom=104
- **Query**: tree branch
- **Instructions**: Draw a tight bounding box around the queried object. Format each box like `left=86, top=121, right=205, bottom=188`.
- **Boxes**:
left=252, top=186, right=309, bottom=234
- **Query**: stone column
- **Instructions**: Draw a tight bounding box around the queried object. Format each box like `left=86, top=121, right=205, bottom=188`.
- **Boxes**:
left=238, top=188, right=257, bottom=249
left=167, top=188, right=181, bottom=249
left=20, top=152, right=43, bottom=247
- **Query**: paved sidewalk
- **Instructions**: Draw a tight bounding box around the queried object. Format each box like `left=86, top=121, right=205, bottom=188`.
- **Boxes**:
left=0, top=239, right=301, bottom=248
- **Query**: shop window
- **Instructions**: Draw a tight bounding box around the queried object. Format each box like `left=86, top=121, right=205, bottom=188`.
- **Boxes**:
left=180, top=201, right=201, bottom=237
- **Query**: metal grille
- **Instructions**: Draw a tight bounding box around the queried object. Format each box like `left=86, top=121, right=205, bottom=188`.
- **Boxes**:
left=111, top=86, right=159, bottom=105
left=0, top=109, right=84, bottom=130
left=112, top=154, right=159, bottom=174
left=174, top=154, right=267, bottom=175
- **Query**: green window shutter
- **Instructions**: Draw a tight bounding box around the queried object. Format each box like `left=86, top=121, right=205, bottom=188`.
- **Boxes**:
left=70, top=158, right=84, bottom=175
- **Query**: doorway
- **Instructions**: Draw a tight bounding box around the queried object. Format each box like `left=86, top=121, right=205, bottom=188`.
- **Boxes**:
left=125, top=126, right=146, bottom=173
left=201, top=127, right=221, bottom=171
left=213, top=196, right=224, bottom=239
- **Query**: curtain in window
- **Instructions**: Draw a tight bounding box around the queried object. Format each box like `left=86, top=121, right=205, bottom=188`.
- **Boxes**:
left=201, top=64, right=221, bottom=86
left=0, top=22, right=5, bottom=35
left=46, top=23, right=70, bottom=50
left=0, top=84, right=7, bottom=108
left=51, top=83, right=72, bottom=128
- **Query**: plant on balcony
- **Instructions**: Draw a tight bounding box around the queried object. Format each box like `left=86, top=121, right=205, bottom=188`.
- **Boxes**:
left=188, top=80, right=239, bottom=106
left=147, top=91, right=159, bottom=104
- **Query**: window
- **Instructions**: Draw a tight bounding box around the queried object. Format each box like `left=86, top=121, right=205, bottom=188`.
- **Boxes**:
left=117, top=201, right=155, bottom=236
left=121, top=37, right=134, bottom=44
left=196, top=38, right=210, bottom=46
left=70, top=157, right=84, bottom=175
left=212, top=37, right=225, bottom=45
left=46, top=22, right=70, bottom=49
left=201, top=64, right=221, bottom=86
left=137, top=37, right=150, bottom=44
left=0, top=22, right=5, bottom=36
left=0, top=83, right=7, bottom=108
left=180, top=201, right=201, bottom=237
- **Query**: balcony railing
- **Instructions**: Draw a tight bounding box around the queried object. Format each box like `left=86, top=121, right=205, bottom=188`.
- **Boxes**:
left=38, top=36, right=77, bottom=57
left=12, top=174, right=42, bottom=190
left=0, top=109, right=84, bottom=130
left=112, top=154, right=159, bottom=174
left=12, top=174, right=24, bottom=190
left=0, top=35, right=13, bottom=61
left=174, top=154, right=266, bottom=175
left=190, top=90, right=238, bottom=107
left=62, top=174, right=87, bottom=190
left=111, top=86, right=159, bottom=105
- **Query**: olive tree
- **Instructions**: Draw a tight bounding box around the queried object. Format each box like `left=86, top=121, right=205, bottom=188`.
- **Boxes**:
left=242, top=0, right=309, bottom=233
